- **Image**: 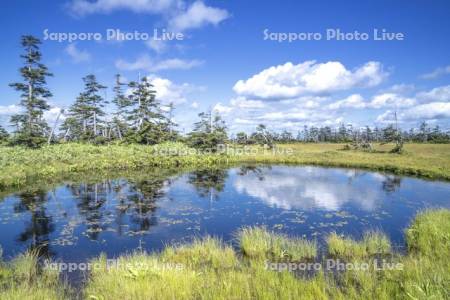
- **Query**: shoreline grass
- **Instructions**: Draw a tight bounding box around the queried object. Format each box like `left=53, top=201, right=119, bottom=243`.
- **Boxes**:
left=327, top=231, right=391, bottom=259
left=238, top=227, right=317, bottom=261
left=1, top=142, right=449, bottom=191
left=0, top=209, right=449, bottom=299
left=0, top=250, right=72, bottom=299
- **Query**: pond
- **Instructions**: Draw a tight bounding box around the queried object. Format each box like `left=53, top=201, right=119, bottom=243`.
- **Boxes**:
left=0, top=165, right=449, bottom=270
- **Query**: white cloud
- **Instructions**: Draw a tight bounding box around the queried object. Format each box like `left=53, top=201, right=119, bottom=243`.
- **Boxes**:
left=229, top=97, right=266, bottom=109
left=213, top=102, right=233, bottom=114
left=421, top=65, right=450, bottom=80
left=234, top=118, right=257, bottom=125
left=233, top=61, right=387, bottom=100
left=66, top=0, right=229, bottom=34
left=44, top=107, right=66, bottom=123
left=328, top=94, right=366, bottom=110
left=416, top=85, right=450, bottom=103
left=147, top=75, right=192, bottom=105
left=377, top=102, right=450, bottom=123
left=402, top=102, right=450, bottom=120
left=66, top=0, right=179, bottom=16
left=375, top=110, right=396, bottom=123
left=368, top=93, right=416, bottom=109
left=65, top=44, right=91, bottom=63
left=0, top=104, right=21, bottom=115
left=145, top=39, right=168, bottom=53
left=124, top=75, right=197, bottom=106
left=169, top=1, right=229, bottom=32
left=115, top=54, right=203, bottom=72
left=190, top=101, right=199, bottom=108
left=383, top=84, right=415, bottom=94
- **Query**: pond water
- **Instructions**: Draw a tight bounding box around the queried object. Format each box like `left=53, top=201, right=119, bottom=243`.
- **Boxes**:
left=0, top=165, right=449, bottom=266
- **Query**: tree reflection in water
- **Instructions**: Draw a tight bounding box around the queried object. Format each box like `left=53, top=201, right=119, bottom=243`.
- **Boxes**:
left=187, top=168, right=228, bottom=201
left=14, top=189, right=55, bottom=257
left=382, top=176, right=402, bottom=193
left=65, top=173, right=173, bottom=247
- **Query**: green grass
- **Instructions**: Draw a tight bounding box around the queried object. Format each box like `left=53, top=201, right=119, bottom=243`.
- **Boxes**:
left=1, top=209, right=449, bottom=299
left=238, top=226, right=317, bottom=261
left=0, top=250, right=72, bottom=300
left=327, top=231, right=391, bottom=259
left=406, top=208, right=450, bottom=258
left=1, top=142, right=450, bottom=190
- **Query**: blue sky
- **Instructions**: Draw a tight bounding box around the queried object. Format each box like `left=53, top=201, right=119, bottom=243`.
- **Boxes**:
left=1, top=0, right=450, bottom=133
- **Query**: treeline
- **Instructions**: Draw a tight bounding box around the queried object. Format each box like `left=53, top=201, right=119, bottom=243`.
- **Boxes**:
left=232, top=123, right=450, bottom=145
left=1, top=35, right=227, bottom=149
left=1, top=35, right=449, bottom=149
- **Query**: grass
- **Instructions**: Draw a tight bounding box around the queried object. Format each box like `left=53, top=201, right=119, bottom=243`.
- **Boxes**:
left=237, top=226, right=317, bottom=261
left=0, top=250, right=72, bottom=300
left=327, top=231, right=391, bottom=259
left=1, top=209, right=449, bottom=299
left=406, top=208, right=450, bottom=258
left=1, top=142, right=450, bottom=190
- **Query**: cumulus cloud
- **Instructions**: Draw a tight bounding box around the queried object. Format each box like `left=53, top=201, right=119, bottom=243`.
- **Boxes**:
left=44, top=107, right=66, bottom=123
left=377, top=102, right=450, bottom=123
left=421, top=65, right=450, bottom=80
left=65, top=44, right=91, bottom=63
left=327, top=92, right=416, bottom=111
left=124, top=75, right=197, bottom=106
left=368, top=93, right=416, bottom=109
left=213, top=102, right=233, bottom=115
left=169, top=1, right=229, bottom=32
left=230, top=97, right=266, bottom=109
left=402, top=102, right=450, bottom=120
left=328, top=94, right=366, bottom=110
left=233, top=61, right=387, bottom=100
left=416, top=85, right=450, bottom=103
left=115, top=54, right=203, bottom=72
left=147, top=76, right=194, bottom=105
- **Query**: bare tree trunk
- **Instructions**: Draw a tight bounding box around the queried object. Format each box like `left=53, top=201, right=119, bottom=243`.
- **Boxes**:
left=93, top=111, right=97, bottom=136
left=47, top=109, right=62, bottom=145
left=117, top=126, right=122, bottom=140
left=64, top=127, right=70, bottom=142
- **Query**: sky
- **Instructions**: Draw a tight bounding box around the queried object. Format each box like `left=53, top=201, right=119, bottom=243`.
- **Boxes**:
left=0, top=0, right=450, bottom=134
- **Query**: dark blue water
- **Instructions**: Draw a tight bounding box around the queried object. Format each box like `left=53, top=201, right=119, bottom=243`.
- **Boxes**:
left=0, top=165, right=449, bottom=264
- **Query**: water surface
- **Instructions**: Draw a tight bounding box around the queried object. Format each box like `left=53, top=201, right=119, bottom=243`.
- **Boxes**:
left=0, top=165, right=449, bottom=264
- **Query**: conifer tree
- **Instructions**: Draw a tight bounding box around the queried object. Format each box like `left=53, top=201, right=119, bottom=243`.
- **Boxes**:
left=61, top=74, right=107, bottom=142
left=111, top=74, right=130, bottom=140
left=126, top=77, right=168, bottom=144
left=9, top=35, right=52, bottom=147
left=188, top=110, right=227, bottom=151
left=0, top=125, right=9, bottom=142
